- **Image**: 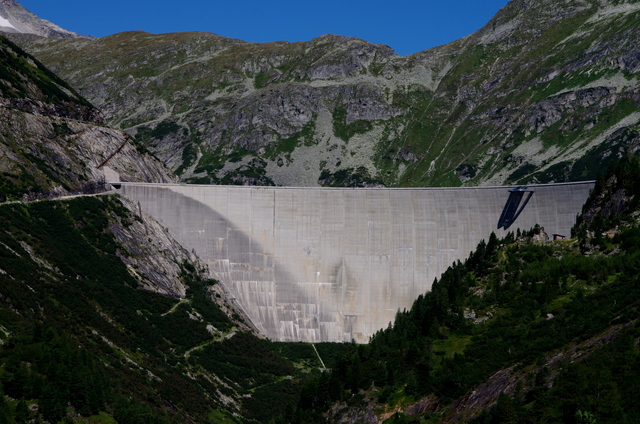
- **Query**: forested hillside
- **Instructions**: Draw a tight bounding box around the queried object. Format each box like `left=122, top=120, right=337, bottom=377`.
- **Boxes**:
left=291, top=156, right=640, bottom=423
left=0, top=195, right=349, bottom=423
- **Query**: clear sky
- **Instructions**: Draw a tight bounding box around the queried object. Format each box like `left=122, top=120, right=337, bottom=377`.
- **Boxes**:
left=19, top=0, right=510, bottom=56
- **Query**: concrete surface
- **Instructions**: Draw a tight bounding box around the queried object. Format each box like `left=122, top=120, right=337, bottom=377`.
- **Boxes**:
left=114, top=182, right=594, bottom=343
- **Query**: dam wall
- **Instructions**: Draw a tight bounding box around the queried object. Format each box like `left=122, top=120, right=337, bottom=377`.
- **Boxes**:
left=114, top=182, right=594, bottom=343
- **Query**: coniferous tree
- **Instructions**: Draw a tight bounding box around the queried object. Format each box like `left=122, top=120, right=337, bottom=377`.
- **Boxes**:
left=0, top=382, right=11, bottom=424
left=14, top=400, right=29, bottom=424
left=40, top=381, right=67, bottom=423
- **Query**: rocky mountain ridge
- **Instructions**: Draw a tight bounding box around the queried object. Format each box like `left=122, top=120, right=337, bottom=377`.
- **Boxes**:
left=0, top=0, right=80, bottom=38
left=9, top=0, right=640, bottom=188
left=0, top=35, right=175, bottom=201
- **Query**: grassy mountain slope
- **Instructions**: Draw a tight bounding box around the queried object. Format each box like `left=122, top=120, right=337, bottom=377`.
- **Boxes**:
left=0, top=35, right=174, bottom=202
left=10, top=0, right=640, bottom=188
left=290, top=155, right=640, bottom=423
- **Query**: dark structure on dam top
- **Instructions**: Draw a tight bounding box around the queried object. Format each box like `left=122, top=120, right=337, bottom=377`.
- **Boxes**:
left=113, top=181, right=594, bottom=343
left=498, top=186, right=536, bottom=230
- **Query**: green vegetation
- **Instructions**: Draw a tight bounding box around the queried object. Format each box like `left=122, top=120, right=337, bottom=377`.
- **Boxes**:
left=191, top=144, right=252, bottom=176
left=0, top=196, right=318, bottom=423
left=0, top=36, right=92, bottom=107
left=319, top=166, right=384, bottom=187
left=190, top=157, right=276, bottom=186
left=140, top=120, right=183, bottom=140
left=264, top=119, right=316, bottom=161
left=332, top=106, right=374, bottom=142
left=174, top=133, right=201, bottom=175
left=533, top=126, right=640, bottom=183
left=0, top=170, right=39, bottom=202
left=254, top=70, right=279, bottom=89
left=293, top=155, right=640, bottom=423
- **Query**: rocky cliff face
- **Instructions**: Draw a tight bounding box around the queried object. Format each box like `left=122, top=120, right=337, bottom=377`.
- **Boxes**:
left=0, top=36, right=175, bottom=201
left=109, top=195, right=255, bottom=333
left=10, top=0, right=640, bottom=188
left=0, top=0, right=80, bottom=38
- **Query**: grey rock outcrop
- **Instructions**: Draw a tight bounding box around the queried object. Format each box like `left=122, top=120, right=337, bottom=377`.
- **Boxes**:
left=0, top=35, right=175, bottom=200
left=107, top=195, right=255, bottom=333
left=9, top=0, right=640, bottom=188
left=0, top=0, right=80, bottom=38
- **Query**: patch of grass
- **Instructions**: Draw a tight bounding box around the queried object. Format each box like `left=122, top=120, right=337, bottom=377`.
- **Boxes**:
left=77, top=412, right=118, bottom=424
left=207, top=408, right=238, bottom=424
left=136, top=120, right=183, bottom=142
left=432, top=335, right=473, bottom=368
left=174, top=133, right=201, bottom=175
left=264, top=119, right=316, bottom=161
left=332, top=107, right=373, bottom=141
left=533, top=129, right=636, bottom=183
left=508, top=163, right=539, bottom=184
left=319, top=166, right=384, bottom=187
left=254, top=70, right=279, bottom=89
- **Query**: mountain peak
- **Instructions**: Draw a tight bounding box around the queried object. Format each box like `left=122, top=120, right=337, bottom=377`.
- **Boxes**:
left=0, top=0, right=81, bottom=38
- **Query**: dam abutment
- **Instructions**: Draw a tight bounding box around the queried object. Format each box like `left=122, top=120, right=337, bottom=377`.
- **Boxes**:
left=113, top=182, right=594, bottom=343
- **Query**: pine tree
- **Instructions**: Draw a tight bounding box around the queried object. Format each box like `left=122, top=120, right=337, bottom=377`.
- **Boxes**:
left=40, top=381, right=67, bottom=423
left=14, top=400, right=29, bottom=424
left=0, top=382, right=11, bottom=424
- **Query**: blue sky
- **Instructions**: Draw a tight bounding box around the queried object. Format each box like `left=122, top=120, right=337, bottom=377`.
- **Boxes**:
left=20, top=0, right=510, bottom=56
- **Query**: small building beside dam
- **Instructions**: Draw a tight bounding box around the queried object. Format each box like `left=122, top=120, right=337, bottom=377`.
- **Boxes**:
left=113, top=182, right=594, bottom=343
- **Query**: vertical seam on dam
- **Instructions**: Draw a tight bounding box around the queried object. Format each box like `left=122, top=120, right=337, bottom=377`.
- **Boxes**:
left=114, top=181, right=595, bottom=343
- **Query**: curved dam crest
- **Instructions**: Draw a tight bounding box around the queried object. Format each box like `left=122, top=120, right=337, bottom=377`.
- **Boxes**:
left=114, top=182, right=594, bottom=343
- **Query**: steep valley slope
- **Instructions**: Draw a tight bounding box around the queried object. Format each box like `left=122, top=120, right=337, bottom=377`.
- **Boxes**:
left=0, top=194, right=339, bottom=423
left=2, top=1, right=640, bottom=423
left=8, top=0, right=640, bottom=188
left=0, top=33, right=339, bottom=423
left=0, top=36, right=174, bottom=200
left=289, top=155, right=640, bottom=423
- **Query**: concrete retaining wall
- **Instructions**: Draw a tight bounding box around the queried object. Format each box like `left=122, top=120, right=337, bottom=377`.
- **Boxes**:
left=114, top=182, right=594, bottom=343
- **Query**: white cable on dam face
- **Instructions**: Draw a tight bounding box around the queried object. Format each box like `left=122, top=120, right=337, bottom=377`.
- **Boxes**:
left=114, top=181, right=595, bottom=343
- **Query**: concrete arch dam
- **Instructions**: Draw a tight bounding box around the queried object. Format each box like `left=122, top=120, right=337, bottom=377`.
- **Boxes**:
left=114, top=182, right=594, bottom=343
